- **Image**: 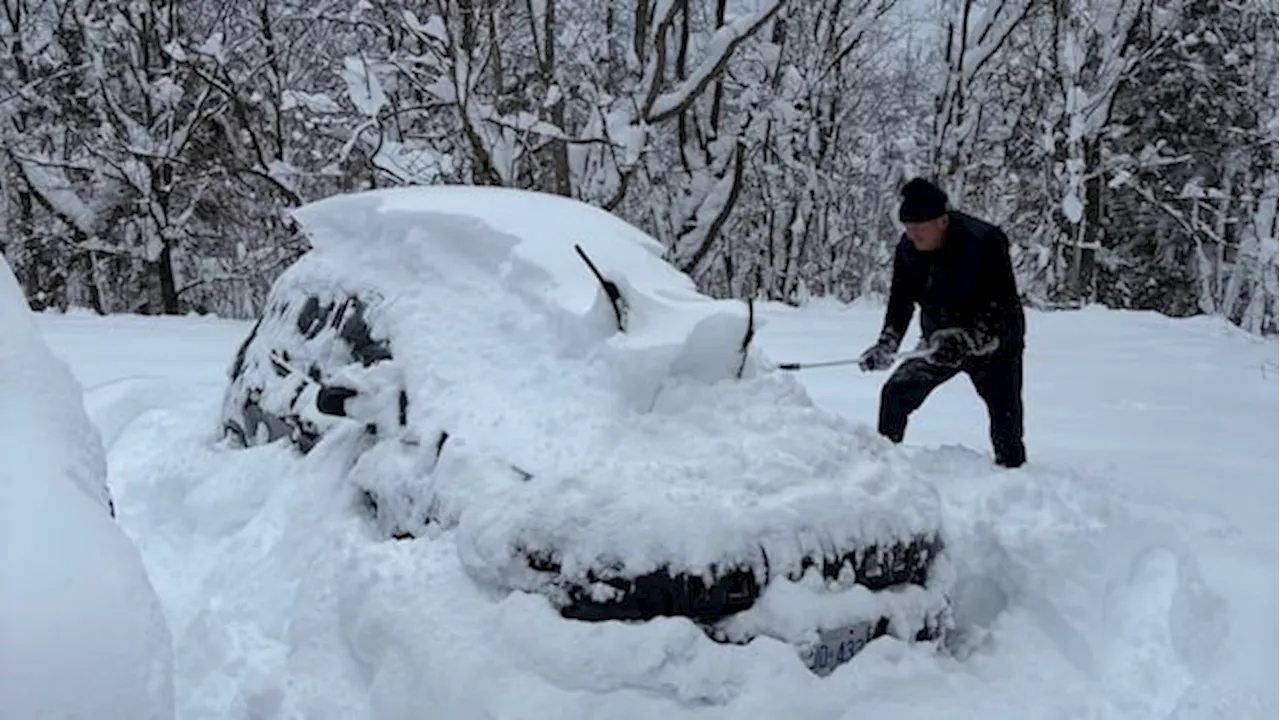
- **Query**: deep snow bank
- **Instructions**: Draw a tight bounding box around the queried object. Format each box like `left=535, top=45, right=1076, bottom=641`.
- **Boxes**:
left=0, top=258, right=175, bottom=719
left=105, top=389, right=1223, bottom=720
left=227, top=186, right=946, bottom=591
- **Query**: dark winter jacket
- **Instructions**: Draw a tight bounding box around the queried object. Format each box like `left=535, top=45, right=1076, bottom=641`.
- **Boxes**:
left=879, top=211, right=1026, bottom=358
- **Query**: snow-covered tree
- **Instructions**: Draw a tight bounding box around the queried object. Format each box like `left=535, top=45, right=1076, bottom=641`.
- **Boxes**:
left=710, top=0, right=914, bottom=302
left=1043, top=0, right=1152, bottom=301
left=930, top=0, right=1034, bottom=207
left=0, top=0, right=1273, bottom=335
left=1227, top=6, right=1279, bottom=335
left=1, top=0, right=105, bottom=310
left=1101, top=0, right=1277, bottom=330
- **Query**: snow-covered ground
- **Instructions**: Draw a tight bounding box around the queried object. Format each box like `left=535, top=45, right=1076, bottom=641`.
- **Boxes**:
left=29, top=293, right=1276, bottom=720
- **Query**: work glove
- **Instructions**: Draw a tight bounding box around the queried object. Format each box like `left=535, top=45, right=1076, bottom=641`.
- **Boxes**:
left=857, top=332, right=899, bottom=371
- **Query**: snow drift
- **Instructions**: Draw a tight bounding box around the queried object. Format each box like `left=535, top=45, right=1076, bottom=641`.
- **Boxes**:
left=0, top=257, right=175, bottom=719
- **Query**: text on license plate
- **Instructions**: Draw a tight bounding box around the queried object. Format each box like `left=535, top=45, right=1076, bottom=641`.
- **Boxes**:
left=802, top=621, right=880, bottom=677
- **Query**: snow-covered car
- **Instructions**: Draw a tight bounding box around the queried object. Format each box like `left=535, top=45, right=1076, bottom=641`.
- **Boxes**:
left=218, top=186, right=953, bottom=676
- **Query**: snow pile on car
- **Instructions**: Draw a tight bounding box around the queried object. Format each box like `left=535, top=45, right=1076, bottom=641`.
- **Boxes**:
left=0, top=257, right=175, bottom=719
left=246, top=187, right=942, bottom=586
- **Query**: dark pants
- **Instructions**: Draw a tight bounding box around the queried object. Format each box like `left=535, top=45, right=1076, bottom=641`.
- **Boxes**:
left=877, top=352, right=1026, bottom=467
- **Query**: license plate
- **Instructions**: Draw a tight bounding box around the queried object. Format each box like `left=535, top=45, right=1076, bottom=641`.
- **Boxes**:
left=801, top=620, right=881, bottom=676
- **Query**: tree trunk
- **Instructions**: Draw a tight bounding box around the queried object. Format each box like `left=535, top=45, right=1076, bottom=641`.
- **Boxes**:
left=158, top=242, right=179, bottom=315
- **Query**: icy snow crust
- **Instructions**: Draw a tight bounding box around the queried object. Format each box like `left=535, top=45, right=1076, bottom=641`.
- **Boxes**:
left=0, top=259, right=175, bottom=719
left=235, top=186, right=946, bottom=592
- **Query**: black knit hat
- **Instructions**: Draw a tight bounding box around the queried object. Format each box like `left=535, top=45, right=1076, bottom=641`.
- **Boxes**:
left=898, top=177, right=948, bottom=222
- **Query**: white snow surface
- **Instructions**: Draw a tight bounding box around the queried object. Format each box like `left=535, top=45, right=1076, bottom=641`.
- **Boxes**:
left=247, top=186, right=944, bottom=587
left=39, top=295, right=1278, bottom=720
left=0, top=258, right=175, bottom=719
left=26, top=194, right=1278, bottom=720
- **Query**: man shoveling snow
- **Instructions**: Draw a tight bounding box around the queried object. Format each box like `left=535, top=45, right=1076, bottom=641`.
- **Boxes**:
left=857, top=177, right=1028, bottom=468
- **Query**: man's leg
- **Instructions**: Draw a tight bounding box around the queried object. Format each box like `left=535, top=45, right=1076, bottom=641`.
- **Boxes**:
left=878, top=359, right=960, bottom=443
left=966, top=353, right=1026, bottom=467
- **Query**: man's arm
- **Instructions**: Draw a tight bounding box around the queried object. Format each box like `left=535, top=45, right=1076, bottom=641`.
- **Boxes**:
left=971, top=228, right=1019, bottom=348
left=879, top=241, right=915, bottom=349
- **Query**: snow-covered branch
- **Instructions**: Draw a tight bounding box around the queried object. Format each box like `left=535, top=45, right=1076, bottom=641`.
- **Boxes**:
left=646, top=1, right=785, bottom=123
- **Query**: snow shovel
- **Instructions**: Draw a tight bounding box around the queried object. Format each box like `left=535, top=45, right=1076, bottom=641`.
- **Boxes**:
left=776, top=347, right=935, bottom=372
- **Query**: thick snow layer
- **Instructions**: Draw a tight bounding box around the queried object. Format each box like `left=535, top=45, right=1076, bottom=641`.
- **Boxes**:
left=718, top=563, right=952, bottom=646
left=0, top=260, right=175, bottom=719
left=238, top=186, right=944, bottom=585
left=37, top=295, right=1277, bottom=719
